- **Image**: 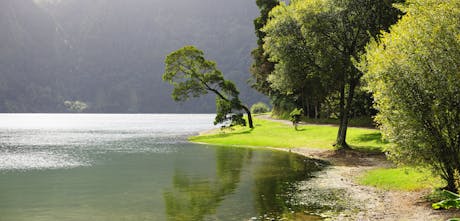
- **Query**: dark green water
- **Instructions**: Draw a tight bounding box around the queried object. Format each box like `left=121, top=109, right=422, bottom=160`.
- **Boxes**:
left=0, top=114, right=326, bottom=221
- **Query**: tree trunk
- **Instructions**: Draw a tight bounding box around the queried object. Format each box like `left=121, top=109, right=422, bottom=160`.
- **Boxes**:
left=444, top=167, right=457, bottom=192
left=336, top=111, right=351, bottom=150
left=302, top=87, right=309, bottom=117
left=315, top=101, right=319, bottom=119
left=335, top=80, right=356, bottom=150
left=241, top=105, right=254, bottom=129
left=208, top=87, right=254, bottom=129
left=335, top=84, right=347, bottom=149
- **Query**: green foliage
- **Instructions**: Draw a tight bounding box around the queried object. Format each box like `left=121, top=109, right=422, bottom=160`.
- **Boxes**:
left=358, top=167, right=444, bottom=191
left=433, top=170, right=460, bottom=210
left=262, top=1, right=328, bottom=117
left=426, top=189, right=450, bottom=202
left=163, top=46, right=253, bottom=128
left=289, top=108, right=303, bottom=130
left=250, top=0, right=279, bottom=95
left=455, top=170, right=460, bottom=192
left=190, top=117, right=386, bottom=151
left=250, top=102, right=270, bottom=114
left=64, top=100, right=88, bottom=113
left=361, top=0, right=460, bottom=190
left=432, top=190, right=460, bottom=210
left=215, top=97, right=246, bottom=127
left=262, top=0, right=403, bottom=148
left=270, top=94, right=297, bottom=117
left=163, top=46, right=224, bottom=102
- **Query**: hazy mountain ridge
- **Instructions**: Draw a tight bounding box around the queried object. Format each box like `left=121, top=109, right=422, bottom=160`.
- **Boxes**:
left=0, top=0, right=264, bottom=113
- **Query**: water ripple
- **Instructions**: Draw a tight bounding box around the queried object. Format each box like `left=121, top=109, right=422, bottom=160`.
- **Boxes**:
left=0, top=151, right=90, bottom=171
left=0, top=114, right=216, bottom=171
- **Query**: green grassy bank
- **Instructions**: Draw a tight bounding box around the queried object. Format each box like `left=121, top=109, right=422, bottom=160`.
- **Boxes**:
left=357, top=167, right=444, bottom=191
left=190, top=117, right=386, bottom=151
left=191, top=116, right=444, bottom=191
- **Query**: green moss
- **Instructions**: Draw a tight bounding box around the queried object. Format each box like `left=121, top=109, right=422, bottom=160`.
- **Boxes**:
left=190, top=117, right=386, bottom=151
left=357, top=167, right=444, bottom=191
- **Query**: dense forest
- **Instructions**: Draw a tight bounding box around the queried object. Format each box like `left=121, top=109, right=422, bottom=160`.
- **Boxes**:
left=0, top=0, right=265, bottom=113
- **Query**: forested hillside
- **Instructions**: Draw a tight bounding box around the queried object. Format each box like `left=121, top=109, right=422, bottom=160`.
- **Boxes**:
left=0, top=0, right=263, bottom=112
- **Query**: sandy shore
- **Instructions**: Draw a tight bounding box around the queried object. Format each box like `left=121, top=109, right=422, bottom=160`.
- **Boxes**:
left=281, top=147, right=459, bottom=220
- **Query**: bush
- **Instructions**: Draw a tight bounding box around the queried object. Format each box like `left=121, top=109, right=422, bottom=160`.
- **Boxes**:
left=64, top=100, right=88, bottom=112
left=361, top=0, right=460, bottom=191
left=432, top=190, right=460, bottom=210
left=250, top=102, right=270, bottom=114
left=289, top=108, right=303, bottom=130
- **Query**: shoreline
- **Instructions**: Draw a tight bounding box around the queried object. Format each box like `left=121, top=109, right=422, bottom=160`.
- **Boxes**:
left=278, top=147, right=450, bottom=220
left=192, top=116, right=460, bottom=220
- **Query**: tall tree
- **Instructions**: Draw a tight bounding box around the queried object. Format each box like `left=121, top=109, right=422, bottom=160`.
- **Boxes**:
left=250, top=0, right=279, bottom=95
left=262, top=0, right=403, bottom=149
left=163, top=46, right=254, bottom=128
left=262, top=3, right=331, bottom=118
left=361, top=0, right=460, bottom=190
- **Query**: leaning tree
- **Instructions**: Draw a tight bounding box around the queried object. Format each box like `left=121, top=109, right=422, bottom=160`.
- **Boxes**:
left=162, top=45, right=254, bottom=128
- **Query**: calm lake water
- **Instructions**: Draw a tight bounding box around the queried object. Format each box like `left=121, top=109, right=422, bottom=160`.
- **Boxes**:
left=0, top=114, right=326, bottom=221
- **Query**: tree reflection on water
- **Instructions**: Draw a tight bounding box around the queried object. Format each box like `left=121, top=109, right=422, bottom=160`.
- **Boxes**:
left=163, top=147, right=326, bottom=221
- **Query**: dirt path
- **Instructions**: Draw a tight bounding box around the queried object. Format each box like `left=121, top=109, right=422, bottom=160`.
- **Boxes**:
left=259, top=115, right=460, bottom=220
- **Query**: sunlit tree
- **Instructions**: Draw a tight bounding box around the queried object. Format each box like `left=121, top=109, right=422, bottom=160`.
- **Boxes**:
left=263, top=0, right=402, bottom=149
left=361, top=0, right=460, bottom=190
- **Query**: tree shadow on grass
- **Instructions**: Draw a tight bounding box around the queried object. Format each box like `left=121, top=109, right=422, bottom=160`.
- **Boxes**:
left=350, top=145, right=383, bottom=153
left=349, top=132, right=389, bottom=153
left=198, top=128, right=254, bottom=139
left=354, top=132, right=388, bottom=144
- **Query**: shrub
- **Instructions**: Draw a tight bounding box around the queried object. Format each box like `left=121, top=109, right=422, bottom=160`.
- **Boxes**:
left=250, top=102, right=270, bottom=114
left=289, top=108, right=303, bottom=130
left=361, top=0, right=460, bottom=191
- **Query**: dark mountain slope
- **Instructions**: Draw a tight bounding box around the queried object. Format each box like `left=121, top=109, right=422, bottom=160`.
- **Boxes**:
left=0, top=0, right=264, bottom=113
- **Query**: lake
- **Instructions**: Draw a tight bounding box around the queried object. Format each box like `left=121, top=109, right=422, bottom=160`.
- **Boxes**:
left=0, top=114, right=326, bottom=221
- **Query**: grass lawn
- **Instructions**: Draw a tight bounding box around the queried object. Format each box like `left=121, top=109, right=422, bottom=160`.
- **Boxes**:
left=357, top=167, right=444, bottom=191
left=190, top=117, right=387, bottom=151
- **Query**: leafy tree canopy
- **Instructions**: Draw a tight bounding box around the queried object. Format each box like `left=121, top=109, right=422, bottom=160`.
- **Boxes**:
left=250, top=0, right=279, bottom=96
left=361, top=0, right=460, bottom=190
left=163, top=46, right=254, bottom=128
left=262, top=0, right=403, bottom=149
